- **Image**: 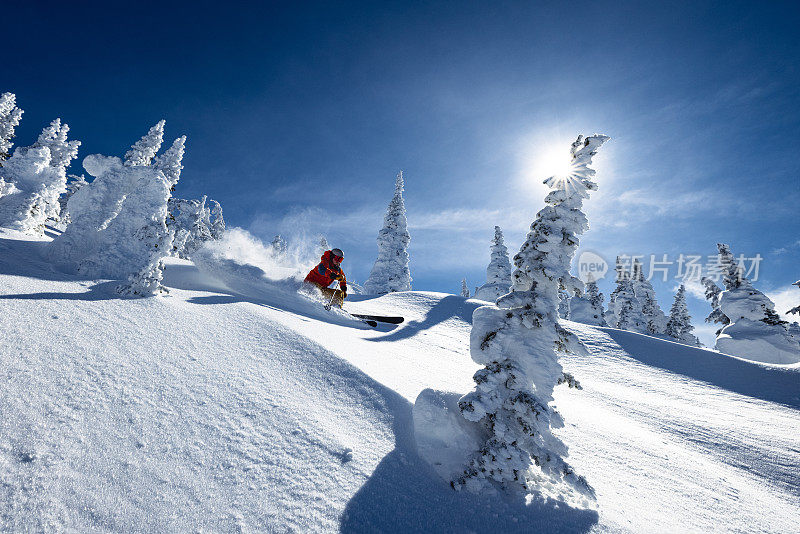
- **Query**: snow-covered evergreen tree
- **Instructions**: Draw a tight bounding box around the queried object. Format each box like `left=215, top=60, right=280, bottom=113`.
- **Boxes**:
left=0, top=92, right=23, bottom=163
left=607, top=260, right=642, bottom=331
left=208, top=199, right=225, bottom=239
left=461, top=278, right=470, bottom=298
left=712, top=243, right=800, bottom=363
left=364, top=171, right=412, bottom=294
left=454, top=134, right=608, bottom=501
left=665, top=285, right=700, bottom=346
left=154, top=135, right=185, bottom=187
left=569, top=275, right=607, bottom=326
left=0, top=119, right=80, bottom=234
left=168, top=195, right=224, bottom=258
left=48, top=121, right=182, bottom=297
left=632, top=260, right=668, bottom=334
left=57, top=174, right=89, bottom=227
left=124, top=120, right=164, bottom=167
left=701, top=276, right=729, bottom=333
left=474, top=226, right=513, bottom=301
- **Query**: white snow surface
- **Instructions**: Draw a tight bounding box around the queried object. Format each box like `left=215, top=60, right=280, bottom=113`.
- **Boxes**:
left=1, top=228, right=799, bottom=533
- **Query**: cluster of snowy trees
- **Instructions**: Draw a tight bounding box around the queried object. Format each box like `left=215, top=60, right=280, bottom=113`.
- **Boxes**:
left=466, top=231, right=699, bottom=346
left=0, top=93, right=225, bottom=297
left=452, top=134, right=609, bottom=502
left=700, top=244, right=799, bottom=364
left=0, top=93, right=79, bottom=234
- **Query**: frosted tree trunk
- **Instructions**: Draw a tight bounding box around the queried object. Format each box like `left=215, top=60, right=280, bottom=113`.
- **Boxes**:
left=454, top=134, right=608, bottom=503
left=461, top=278, right=470, bottom=298
left=364, top=171, right=412, bottom=294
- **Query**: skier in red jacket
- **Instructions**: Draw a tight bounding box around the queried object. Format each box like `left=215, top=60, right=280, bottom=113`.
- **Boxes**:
left=304, top=248, right=348, bottom=308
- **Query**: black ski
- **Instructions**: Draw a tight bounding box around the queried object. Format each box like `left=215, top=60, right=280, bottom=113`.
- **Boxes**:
left=350, top=314, right=405, bottom=324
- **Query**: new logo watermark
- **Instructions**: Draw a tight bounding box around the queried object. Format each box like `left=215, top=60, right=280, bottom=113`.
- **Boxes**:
left=575, top=250, right=764, bottom=284
left=577, top=251, right=609, bottom=283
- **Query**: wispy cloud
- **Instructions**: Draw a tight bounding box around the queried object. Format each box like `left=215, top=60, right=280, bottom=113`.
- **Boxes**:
left=771, top=240, right=800, bottom=255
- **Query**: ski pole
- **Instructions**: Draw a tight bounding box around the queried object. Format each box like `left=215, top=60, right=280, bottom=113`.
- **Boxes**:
left=324, top=287, right=337, bottom=310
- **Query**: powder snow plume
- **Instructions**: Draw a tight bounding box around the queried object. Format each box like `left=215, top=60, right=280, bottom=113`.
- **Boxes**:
left=191, top=228, right=362, bottom=326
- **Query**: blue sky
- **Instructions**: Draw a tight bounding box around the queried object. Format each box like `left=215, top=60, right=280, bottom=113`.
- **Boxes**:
left=6, top=1, right=800, bottom=344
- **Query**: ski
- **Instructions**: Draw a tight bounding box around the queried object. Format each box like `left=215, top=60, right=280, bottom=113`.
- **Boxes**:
left=350, top=314, right=405, bottom=324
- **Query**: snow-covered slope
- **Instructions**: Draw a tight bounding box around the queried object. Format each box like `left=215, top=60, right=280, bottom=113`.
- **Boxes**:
left=1, top=229, right=799, bottom=533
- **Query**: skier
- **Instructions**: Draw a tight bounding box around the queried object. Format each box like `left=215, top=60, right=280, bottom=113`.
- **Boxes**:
left=305, top=248, right=348, bottom=308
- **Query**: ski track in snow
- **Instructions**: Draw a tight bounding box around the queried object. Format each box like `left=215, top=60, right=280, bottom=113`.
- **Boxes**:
left=1, top=229, right=798, bottom=533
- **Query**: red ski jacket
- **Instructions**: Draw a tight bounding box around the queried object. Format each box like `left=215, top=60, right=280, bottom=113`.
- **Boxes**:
left=305, top=250, right=347, bottom=291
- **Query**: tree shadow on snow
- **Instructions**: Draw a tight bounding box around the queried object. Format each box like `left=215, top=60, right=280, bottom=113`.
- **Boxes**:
left=0, top=280, right=122, bottom=302
left=367, top=296, right=481, bottom=343
left=602, top=328, right=800, bottom=409
left=340, top=400, right=599, bottom=534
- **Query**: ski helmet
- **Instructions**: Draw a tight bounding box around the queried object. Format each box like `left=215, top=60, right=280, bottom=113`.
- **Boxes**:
left=331, top=248, right=344, bottom=259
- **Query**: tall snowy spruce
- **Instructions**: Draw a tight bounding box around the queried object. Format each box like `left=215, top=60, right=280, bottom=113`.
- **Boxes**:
left=48, top=121, right=184, bottom=297
left=632, top=260, right=668, bottom=334
left=474, top=226, right=513, bottom=301
left=0, top=92, right=24, bottom=163
left=606, top=259, right=642, bottom=331
left=701, top=276, right=729, bottom=334
left=461, top=278, right=471, bottom=298
left=568, top=275, right=607, bottom=326
left=0, top=118, right=80, bottom=234
left=712, top=243, right=800, bottom=364
left=454, top=134, right=608, bottom=501
left=665, top=285, right=700, bottom=346
left=364, top=171, right=412, bottom=294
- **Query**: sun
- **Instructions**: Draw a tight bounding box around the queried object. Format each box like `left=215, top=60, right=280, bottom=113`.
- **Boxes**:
left=537, top=146, right=576, bottom=182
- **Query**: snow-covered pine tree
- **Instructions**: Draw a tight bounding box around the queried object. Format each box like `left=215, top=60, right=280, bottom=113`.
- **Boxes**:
left=208, top=199, right=225, bottom=239
left=701, top=276, right=729, bottom=334
left=713, top=243, right=800, bottom=363
left=0, top=92, right=24, bottom=163
left=665, top=285, right=700, bottom=346
left=57, top=174, right=89, bottom=227
left=617, top=300, right=634, bottom=330
left=0, top=119, right=80, bottom=234
left=607, top=261, right=642, bottom=331
left=167, top=195, right=220, bottom=258
left=568, top=274, right=607, bottom=326
left=124, top=119, right=164, bottom=166
left=632, top=259, right=668, bottom=334
left=48, top=122, right=182, bottom=297
left=363, top=171, right=412, bottom=294
left=454, top=134, right=608, bottom=501
left=461, top=278, right=470, bottom=298
left=154, top=135, right=185, bottom=188
left=474, top=225, right=513, bottom=301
